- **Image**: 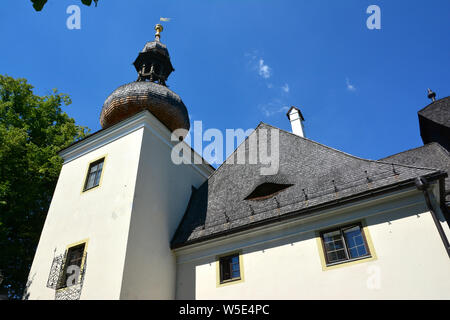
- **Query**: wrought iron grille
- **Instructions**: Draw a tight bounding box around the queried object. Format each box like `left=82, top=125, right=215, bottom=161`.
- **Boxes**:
left=46, top=254, right=64, bottom=289
left=46, top=251, right=87, bottom=300
left=54, top=282, right=84, bottom=301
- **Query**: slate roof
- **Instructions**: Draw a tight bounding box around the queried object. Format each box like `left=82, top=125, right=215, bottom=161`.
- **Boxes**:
left=380, top=142, right=450, bottom=203
left=419, top=97, right=450, bottom=128
left=171, top=123, right=444, bottom=248
left=418, top=96, right=450, bottom=151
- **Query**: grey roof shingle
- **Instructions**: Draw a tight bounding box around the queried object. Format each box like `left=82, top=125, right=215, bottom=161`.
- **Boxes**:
left=171, top=123, right=444, bottom=248
left=380, top=142, right=450, bottom=202
left=419, top=97, right=450, bottom=128
left=418, top=96, right=450, bottom=151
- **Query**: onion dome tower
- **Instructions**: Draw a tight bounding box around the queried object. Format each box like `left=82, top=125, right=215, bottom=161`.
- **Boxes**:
left=100, top=24, right=190, bottom=138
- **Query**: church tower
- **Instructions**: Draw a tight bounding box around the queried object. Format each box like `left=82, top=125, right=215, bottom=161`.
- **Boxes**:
left=25, top=25, right=213, bottom=300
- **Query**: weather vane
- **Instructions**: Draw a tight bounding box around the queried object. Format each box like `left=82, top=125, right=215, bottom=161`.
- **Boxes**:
left=154, top=17, right=172, bottom=42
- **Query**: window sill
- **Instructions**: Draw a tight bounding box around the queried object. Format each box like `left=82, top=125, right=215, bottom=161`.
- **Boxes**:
left=326, top=255, right=371, bottom=267
left=220, top=277, right=241, bottom=284
left=217, top=277, right=243, bottom=287
left=82, top=184, right=100, bottom=193
left=322, top=254, right=376, bottom=271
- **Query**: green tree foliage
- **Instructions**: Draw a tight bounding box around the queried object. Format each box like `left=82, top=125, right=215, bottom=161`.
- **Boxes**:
left=0, top=75, right=89, bottom=299
left=31, top=0, right=98, bottom=11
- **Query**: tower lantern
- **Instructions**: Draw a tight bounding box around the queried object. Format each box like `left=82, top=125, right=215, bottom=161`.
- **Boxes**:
left=99, top=24, right=190, bottom=139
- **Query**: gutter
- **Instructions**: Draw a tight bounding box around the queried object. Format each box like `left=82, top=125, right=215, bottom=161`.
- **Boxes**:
left=415, top=176, right=450, bottom=258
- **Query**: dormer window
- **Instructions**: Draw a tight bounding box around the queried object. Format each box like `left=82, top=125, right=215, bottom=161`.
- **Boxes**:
left=244, top=183, right=293, bottom=201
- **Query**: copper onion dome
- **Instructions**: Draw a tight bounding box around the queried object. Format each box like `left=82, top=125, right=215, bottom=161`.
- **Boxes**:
left=100, top=24, right=190, bottom=138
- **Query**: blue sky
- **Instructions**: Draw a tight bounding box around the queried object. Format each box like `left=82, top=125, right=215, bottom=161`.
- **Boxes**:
left=1, top=0, right=449, bottom=165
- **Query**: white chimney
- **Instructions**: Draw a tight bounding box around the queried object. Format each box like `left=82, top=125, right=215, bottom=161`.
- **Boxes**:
left=286, top=106, right=305, bottom=137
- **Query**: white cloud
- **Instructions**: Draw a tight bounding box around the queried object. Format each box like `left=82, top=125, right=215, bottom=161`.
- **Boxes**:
left=244, top=52, right=273, bottom=81
left=346, top=78, right=356, bottom=92
left=259, top=100, right=289, bottom=117
left=245, top=52, right=292, bottom=119
left=244, top=51, right=258, bottom=59
left=258, top=59, right=271, bottom=79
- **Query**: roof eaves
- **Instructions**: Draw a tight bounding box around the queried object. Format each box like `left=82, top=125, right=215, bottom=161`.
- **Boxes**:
left=171, top=170, right=446, bottom=250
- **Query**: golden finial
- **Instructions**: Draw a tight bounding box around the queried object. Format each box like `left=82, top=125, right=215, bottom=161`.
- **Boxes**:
left=155, top=24, right=163, bottom=41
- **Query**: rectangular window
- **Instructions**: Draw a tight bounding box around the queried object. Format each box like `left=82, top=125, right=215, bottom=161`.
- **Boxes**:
left=83, top=158, right=104, bottom=191
left=59, top=243, right=86, bottom=289
left=321, top=223, right=370, bottom=265
left=219, top=253, right=241, bottom=283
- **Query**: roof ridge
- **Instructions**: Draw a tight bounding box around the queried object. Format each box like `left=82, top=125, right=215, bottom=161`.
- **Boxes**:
left=379, top=142, right=450, bottom=172
left=208, top=122, right=438, bottom=181
left=380, top=144, right=426, bottom=160
left=264, top=122, right=442, bottom=172
left=381, top=142, right=449, bottom=159
left=260, top=122, right=380, bottom=162
left=260, top=122, right=421, bottom=167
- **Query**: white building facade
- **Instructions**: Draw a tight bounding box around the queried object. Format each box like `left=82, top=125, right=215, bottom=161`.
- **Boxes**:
left=175, top=187, right=450, bottom=299
left=25, top=111, right=212, bottom=299
left=25, top=27, right=450, bottom=300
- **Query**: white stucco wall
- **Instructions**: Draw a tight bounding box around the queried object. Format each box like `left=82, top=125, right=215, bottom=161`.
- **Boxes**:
left=26, top=127, right=144, bottom=299
left=175, top=188, right=450, bottom=299
left=119, top=120, right=212, bottom=299
left=26, top=111, right=213, bottom=300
